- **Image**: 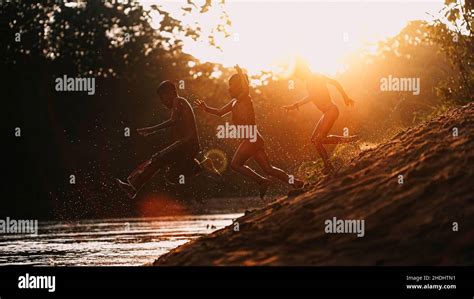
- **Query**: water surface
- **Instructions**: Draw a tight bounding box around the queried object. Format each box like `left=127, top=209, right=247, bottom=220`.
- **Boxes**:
left=0, top=213, right=242, bottom=266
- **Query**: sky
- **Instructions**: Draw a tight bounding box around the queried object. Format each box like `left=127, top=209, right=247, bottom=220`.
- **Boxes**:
left=141, top=0, right=445, bottom=75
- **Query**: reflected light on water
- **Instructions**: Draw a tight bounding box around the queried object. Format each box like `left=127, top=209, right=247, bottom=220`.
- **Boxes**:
left=0, top=214, right=242, bottom=266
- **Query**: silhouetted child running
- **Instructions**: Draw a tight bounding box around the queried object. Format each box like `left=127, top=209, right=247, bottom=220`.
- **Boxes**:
left=283, top=66, right=358, bottom=175
left=195, top=65, right=304, bottom=199
left=116, top=80, right=219, bottom=199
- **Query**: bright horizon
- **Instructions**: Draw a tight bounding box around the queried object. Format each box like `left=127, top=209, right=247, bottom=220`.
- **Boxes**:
left=142, top=0, right=445, bottom=76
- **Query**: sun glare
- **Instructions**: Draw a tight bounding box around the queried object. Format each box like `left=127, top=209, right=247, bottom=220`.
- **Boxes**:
left=143, top=0, right=444, bottom=76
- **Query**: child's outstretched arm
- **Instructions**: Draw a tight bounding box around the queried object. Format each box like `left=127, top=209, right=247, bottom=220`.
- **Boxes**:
left=321, top=75, right=355, bottom=107
left=137, top=99, right=180, bottom=136
left=194, top=98, right=234, bottom=117
left=282, top=96, right=312, bottom=112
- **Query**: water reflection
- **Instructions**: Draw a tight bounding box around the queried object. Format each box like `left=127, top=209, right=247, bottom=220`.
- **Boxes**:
left=0, top=214, right=242, bottom=266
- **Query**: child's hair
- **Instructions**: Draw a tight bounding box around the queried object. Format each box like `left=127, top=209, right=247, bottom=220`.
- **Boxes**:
left=157, top=80, right=177, bottom=96
left=229, top=73, right=249, bottom=87
left=292, top=56, right=312, bottom=79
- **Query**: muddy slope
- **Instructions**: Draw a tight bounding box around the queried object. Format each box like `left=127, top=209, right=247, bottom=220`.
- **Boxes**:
left=154, top=103, right=474, bottom=266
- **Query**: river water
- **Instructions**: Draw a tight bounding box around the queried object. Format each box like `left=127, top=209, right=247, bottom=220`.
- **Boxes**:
left=0, top=213, right=242, bottom=266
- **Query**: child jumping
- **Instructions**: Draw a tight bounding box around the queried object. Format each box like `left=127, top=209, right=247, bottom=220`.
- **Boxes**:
left=195, top=65, right=304, bottom=199
left=116, top=80, right=218, bottom=199
left=283, top=67, right=358, bottom=174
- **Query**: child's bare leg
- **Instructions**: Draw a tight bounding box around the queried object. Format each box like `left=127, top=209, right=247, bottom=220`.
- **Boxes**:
left=312, top=108, right=338, bottom=173
left=117, top=154, right=166, bottom=199
left=253, top=149, right=303, bottom=188
left=231, top=141, right=270, bottom=199
left=230, top=141, right=268, bottom=185
left=313, top=141, right=332, bottom=171
left=127, top=141, right=181, bottom=191
left=127, top=154, right=166, bottom=191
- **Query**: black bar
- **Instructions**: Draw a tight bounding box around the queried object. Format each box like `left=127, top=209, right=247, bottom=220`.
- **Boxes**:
left=0, top=266, right=472, bottom=298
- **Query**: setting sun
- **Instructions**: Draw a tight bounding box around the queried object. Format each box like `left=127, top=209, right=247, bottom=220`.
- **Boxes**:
left=144, top=0, right=444, bottom=76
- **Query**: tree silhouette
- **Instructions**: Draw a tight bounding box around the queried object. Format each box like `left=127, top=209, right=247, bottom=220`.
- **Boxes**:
left=429, top=0, right=473, bottom=103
